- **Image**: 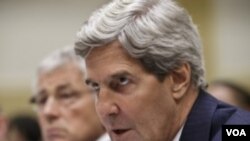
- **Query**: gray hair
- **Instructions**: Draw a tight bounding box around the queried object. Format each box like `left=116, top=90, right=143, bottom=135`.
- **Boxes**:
left=32, top=46, right=86, bottom=94
left=75, top=0, right=206, bottom=88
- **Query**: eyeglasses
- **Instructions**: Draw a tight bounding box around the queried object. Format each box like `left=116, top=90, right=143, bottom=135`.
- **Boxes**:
left=30, top=89, right=90, bottom=111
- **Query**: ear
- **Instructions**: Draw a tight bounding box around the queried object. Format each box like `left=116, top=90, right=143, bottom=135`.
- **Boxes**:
left=169, top=63, right=191, bottom=100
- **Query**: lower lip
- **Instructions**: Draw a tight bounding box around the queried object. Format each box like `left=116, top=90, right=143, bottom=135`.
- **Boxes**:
left=46, top=130, right=65, bottom=140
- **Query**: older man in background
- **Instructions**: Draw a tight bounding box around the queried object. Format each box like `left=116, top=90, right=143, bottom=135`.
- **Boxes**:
left=30, top=47, right=110, bottom=141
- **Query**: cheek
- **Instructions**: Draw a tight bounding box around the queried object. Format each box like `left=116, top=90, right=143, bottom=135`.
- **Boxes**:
left=37, top=116, right=48, bottom=139
left=67, top=99, right=96, bottom=129
left=65, top=108, right=89, bottom=138
left=37, top=113, right=47, bottom=128
left=125, top=84, right=176, bottom=139
left=95, top=103, right=105, bottom=123
left=67, top=106, right=89, bottom=125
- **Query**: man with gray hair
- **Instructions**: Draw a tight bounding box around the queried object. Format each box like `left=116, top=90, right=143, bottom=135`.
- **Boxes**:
left=74, top=0, right=250, bottom=141
left=30, top=47, right=110, bottom=141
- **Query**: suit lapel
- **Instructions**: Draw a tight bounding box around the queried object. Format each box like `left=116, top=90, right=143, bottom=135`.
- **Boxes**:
left=180, top=90, right=218, bottom=141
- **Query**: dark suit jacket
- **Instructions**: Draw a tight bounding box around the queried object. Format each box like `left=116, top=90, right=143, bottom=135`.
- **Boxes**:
left=180, top=89, right=250, bottom=141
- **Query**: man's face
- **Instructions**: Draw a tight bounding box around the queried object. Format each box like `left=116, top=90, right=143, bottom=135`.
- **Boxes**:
left=35, top=63, right=102, bottom=141
left=85, top=41, right=179, bottom=141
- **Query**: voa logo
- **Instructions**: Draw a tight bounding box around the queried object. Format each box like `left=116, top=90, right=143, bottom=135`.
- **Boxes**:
left=226, top=129, right=246, bottom=136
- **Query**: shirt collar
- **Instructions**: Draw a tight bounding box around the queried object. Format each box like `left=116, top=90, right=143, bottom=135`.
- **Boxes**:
left=172, top=124, right=184, bottom=141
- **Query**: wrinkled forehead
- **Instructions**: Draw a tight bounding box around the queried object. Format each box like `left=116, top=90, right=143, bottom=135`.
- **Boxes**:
left=84, top=41, right=149, bottom=85
left=87, top=41, right=120, bottom=59
left=36, top=64, right=85, bottom=92
left=85, top=41, right=137, bottom=67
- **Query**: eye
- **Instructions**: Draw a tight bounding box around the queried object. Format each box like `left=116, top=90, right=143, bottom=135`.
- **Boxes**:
left=92, top=83, right=100, bottom=91
left=56, top=90, right=81, bottom=106
left=109, top=76, right=131, bottom=91
left=58, top=91, right=75, bottom=99
left=57, top=88, right=81, bottom=100
left=119, top=76, right=129, bottom=85
left=86, top=80, right=100, bottom=93
left=33, top=95, right=48, bottom=106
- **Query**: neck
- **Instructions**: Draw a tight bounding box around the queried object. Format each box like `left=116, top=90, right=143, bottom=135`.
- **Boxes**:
left=172, top=86, right=199, bottom=140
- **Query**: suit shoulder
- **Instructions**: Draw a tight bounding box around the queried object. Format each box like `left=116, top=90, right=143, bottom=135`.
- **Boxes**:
left=235, top=108, right=250, bottom=123
left=226, top=108, right=250, bottom=124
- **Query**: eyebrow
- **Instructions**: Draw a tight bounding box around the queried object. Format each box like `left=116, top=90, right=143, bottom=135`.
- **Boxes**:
left=56, top=83, right=71, bottom=92
left=31, top=83, right=71, bottom=100
left=85, top=70, right=133, bottom=85
left=109, top=71, right=132, bottom=80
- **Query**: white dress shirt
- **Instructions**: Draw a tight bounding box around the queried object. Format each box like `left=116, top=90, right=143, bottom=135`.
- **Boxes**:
left=172, top=125, right=184, bottom=141
left=96, top=133, right=111, bottom=141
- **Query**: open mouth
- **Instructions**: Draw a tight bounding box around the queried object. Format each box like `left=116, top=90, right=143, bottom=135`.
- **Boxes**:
left=113, top=129, right=129, bottom=135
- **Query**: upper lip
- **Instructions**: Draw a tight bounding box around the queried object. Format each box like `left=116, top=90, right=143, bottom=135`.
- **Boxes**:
left=47, top=127, right=63, bottom=132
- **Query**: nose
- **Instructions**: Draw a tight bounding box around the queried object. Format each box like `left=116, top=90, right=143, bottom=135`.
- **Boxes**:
left=96, top=88, right=120, bottom=122
left=41, top=97, right=60, bottom=122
